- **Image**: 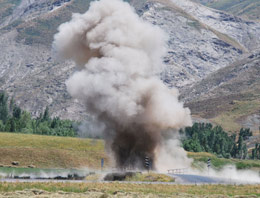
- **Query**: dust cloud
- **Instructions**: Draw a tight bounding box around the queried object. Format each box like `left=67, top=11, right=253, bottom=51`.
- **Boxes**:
left=53, top=0, right=191, bottom=170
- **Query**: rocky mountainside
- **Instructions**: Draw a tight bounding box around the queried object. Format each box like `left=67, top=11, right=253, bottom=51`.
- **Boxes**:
left=0, top=0, right=71, bottom=28
left=182, top=50, right=260, bottom=102
left=137, top=0, right=259, bottom=88
left=181, top=49, right=260, bottom=132
left=0, top=0, right=93, bottom=119
left=191, top=0, right=260, bottom=21
left=0, top=0, right=259, bottom=126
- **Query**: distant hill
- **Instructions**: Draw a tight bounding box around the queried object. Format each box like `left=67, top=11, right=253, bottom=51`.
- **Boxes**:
left=192, top=0, right=260, bottom=21
left=181, top=50, right=260, bottom=132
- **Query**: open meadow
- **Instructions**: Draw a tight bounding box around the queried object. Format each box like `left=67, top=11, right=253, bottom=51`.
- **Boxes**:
left=0, top=132, right=108, bottom=169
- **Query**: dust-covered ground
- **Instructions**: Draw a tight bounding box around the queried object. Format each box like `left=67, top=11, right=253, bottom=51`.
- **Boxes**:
left=0, top=189, right=258, bottom=198
left=0, top=182, right=259, bottom=198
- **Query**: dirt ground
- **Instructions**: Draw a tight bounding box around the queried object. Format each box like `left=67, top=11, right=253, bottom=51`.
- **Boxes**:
left=0, top=189, right=258, bottom=198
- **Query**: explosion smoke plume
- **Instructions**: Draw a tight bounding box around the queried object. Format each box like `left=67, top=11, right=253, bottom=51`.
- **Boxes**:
left=53, top=0, right=191, bottom=169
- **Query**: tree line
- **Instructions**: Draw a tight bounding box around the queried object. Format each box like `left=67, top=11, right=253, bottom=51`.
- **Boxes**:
left=1, top=91, right=259, bottom=160
left=180, top=122, right=255, bottom=159
left=0, top=91, right=77, bottom=136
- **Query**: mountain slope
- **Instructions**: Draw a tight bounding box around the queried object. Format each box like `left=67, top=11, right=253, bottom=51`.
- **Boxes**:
left=168, top=0, right=260, bottom=51
left=181, top=50, right=260, bottom=132
left=0, top=0, right=259, bottom=122
left=0, top=0, right=94, bottom=119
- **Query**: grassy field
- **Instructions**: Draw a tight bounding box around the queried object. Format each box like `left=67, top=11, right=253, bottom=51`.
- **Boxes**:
left=188, top=152, right=260, bottom=170
left=0, top=132, right=259, bottom=171
left=0, top=182, right=259, bottom=197
left=0, top=132, right=108, bottom=169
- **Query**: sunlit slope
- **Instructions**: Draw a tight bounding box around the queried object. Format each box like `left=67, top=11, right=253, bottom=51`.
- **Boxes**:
left=182, top=51, right=260, bottom=132
left=0, top=132, right=107, bottom=168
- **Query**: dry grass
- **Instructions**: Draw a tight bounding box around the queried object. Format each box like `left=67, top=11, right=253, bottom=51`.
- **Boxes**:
left=187, top=89, right=260, bottom=133
left=0, top=132, right=259, bottom=171
left=0, top=132, right=108, bottom=168
left=125, top=172, right=175, bottom=182
left=85, top=173, right=103, bottom=181
left=0, top=182, right=259, bottom=197
left=211, top=98, right=260, bottom=132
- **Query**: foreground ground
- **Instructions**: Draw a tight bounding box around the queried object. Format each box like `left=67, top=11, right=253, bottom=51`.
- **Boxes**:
left=0, top=182, right=259, bottom=197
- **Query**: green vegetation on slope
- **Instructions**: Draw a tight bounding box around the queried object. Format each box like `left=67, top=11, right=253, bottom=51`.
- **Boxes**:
left=0, top=132, right=107, bottom=168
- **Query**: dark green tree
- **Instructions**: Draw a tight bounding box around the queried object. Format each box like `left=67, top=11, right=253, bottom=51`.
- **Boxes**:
left=258, top=144, right=260, bottom=159
left=0, top=92, right=9, bottom=123
left=42, top=106, right=50, bottom=122
left=239, top=128, right=253, bottom=140
left=5, top=118, right=16, bottom=132
left=9, top=97, right=14, bottom=115
left=242, top=144, right=247, bottom=159
left=0, top=92, right=77, bottom=137
left=237, top=135, right=243, bottom=159
left=13, top=105, right=22, bottom=119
